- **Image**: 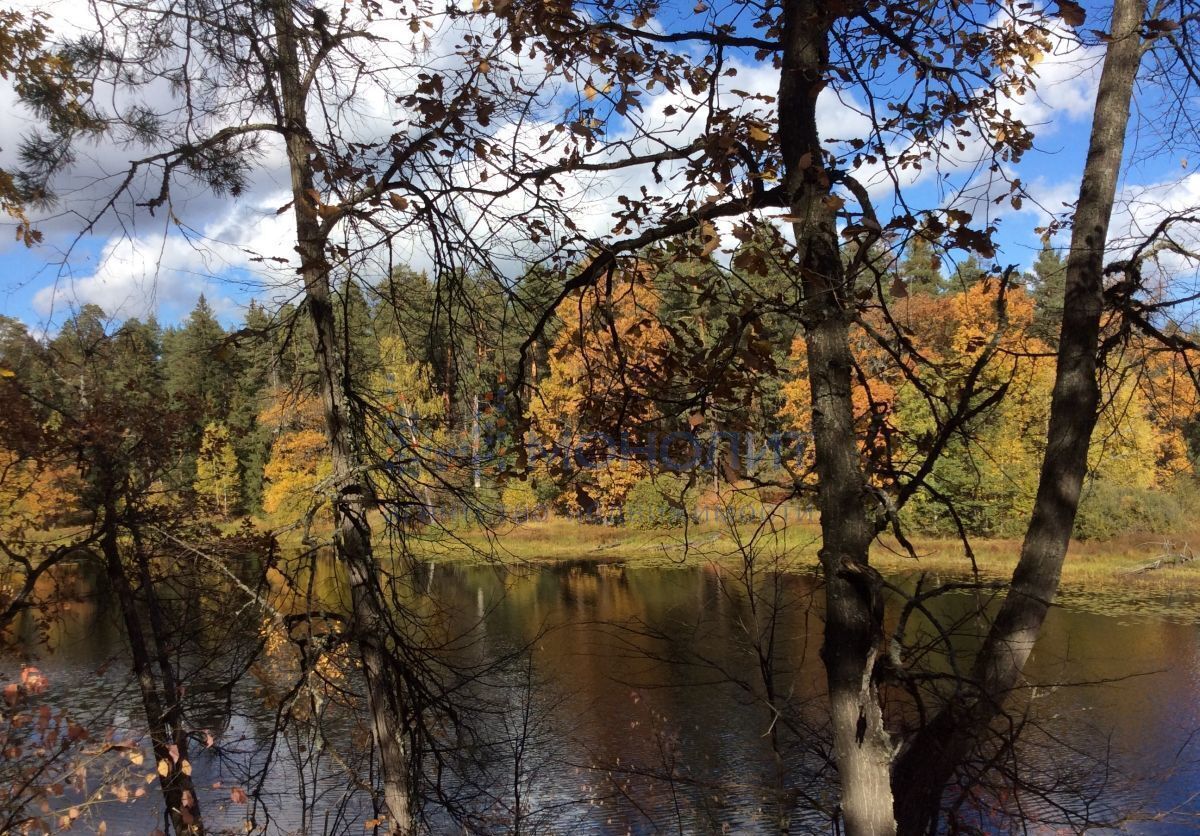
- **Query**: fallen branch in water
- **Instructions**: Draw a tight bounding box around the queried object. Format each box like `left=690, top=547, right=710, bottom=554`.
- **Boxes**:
left=1119, top=541, right=1197, bottom=575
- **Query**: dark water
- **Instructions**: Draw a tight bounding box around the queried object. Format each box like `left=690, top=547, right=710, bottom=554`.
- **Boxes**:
left=5, top=559, right=1200, bottom=834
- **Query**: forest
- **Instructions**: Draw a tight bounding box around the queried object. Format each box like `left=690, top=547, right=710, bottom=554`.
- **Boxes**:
left=2, top=0, right=1200, bottom=833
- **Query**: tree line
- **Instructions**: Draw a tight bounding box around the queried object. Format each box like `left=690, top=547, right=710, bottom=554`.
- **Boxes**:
left=3, top=0, right=1200, bottom=833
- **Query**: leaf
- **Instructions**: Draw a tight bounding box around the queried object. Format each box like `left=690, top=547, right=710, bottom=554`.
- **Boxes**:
left=388, top=193, right=409, bottom=211
left=157, top=759, right=170, bottom=777
left=584, top=80, right=597, bottom=101
left=478, top=59, right=490, bottom=73
left=748, top=125, right=770, bottom=142
left=230, top=786, right=248, bottom=804
left=181, top=759, right=192, bottom=776
left=1055, top=0, right=1086, bottom=27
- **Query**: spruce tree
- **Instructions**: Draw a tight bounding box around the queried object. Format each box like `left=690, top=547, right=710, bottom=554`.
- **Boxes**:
left=899, top=235, right=948, bottom=295
left=1030, top=242, right=1067, bottom=344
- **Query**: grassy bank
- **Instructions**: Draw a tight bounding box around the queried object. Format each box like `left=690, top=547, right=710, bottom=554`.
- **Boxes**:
left=408, top=517, right=1200, bottom=592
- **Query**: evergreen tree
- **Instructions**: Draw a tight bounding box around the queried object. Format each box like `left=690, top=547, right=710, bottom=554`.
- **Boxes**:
left=899, top=235, right=948, bottom=295
left=1030, top=242, right=1066, bottom=344
left=162, top=295, right=237, bottom=485
left=949, top=253, right=989, bottom=290
left=225, top=301, right=277, bottom=512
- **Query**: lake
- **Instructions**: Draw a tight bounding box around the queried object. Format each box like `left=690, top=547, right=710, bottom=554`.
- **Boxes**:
left=5, top=557, right=1200, bottom=834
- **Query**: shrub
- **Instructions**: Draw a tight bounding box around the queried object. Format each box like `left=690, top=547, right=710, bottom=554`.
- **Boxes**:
left=623, top=474, right=696, bottom=528
left=1073, top=481, right=1185, bottom=540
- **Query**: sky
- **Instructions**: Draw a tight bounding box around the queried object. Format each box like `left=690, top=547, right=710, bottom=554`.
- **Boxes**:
left=1, top=0, right=1198, bottom=334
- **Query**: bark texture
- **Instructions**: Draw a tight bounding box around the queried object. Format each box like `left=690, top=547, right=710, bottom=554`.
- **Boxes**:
left=891, top=1, right=1147, bottom=830
left=100, top=496, right=204, bottom=834
left=272, top=4, right=413, bottom=831
left=779, top=1, right=896, bottom=833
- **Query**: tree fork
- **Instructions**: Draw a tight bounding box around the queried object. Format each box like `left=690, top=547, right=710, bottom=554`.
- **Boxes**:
left=779, top=0, right=897, bottom=833
left=271, top=2, right=413, bottom=831
left=891, top=0, right=1148, bottom=830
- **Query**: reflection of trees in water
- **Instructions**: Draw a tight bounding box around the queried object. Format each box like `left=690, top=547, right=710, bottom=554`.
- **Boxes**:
left=4, top=556, right=1199, bottom=833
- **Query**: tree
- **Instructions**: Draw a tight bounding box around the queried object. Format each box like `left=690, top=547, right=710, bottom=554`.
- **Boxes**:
left=898, top=234, right=948, bottom=296
left=18, top=311, right=212, bottom=833
left=1030, top=242, right=1067, bottom=343
left=194, top=421, right=240, bottom=517
left=0, top=8, right=100, bottom=244
left=163, top=296, right=237, bottom=488
left=892, top=0, right=1153, bottom=829
left=485, top=0, right=1168, bottom=831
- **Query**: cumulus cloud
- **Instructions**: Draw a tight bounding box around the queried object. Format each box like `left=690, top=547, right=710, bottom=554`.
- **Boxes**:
left=31, top=191, right=300, bottom=322
left=0, top=0, right=1154, bottom=331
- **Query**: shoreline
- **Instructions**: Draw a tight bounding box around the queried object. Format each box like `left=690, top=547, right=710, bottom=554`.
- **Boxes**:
left=404, top=518, right=1200, bottom=591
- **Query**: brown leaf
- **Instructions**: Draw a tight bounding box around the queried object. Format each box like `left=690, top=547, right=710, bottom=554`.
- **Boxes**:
left=1055, top=0, right=1086, bottom=27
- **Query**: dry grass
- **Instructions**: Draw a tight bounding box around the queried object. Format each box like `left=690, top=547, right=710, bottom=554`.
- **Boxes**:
left=413, top=517, right=1200, bottom=592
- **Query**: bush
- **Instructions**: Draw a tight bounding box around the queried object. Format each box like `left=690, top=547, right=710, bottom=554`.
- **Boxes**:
left=622, top=474, right=696, bottom=528
left=501, top=478, right=541, bottom=518
left=1073, top=481, right=1185, bottom=540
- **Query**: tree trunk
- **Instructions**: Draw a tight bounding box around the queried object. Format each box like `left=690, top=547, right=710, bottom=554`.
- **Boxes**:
left=100, top=501, right=203, bottom=835
left=891, top=0, right=1146, bottom=830
left=778, top=1, right=896, bottom=833
left=271, top=4, right=413, bottom=831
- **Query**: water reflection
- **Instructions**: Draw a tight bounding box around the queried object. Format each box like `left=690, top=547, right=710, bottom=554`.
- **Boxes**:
left=3, top=558, right=1200, bottom=833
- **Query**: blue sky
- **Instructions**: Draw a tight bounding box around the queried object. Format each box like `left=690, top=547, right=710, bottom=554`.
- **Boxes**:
left=2, top=0, right=1197, bottom=333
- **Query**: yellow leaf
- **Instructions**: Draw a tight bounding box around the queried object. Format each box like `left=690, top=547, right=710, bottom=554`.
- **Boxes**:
left=0, top=368, right=14, bottom=377
left=157, top=759, right=169, bottom=778
left=181, top=759, right=192, bottom=776
left=479, top=59, right=490, bottom=73
left=584, top=81, right=597, bottom=101
left=748, top=125, right=770, bottom=142
left=129, top=751, right=144, bottom=766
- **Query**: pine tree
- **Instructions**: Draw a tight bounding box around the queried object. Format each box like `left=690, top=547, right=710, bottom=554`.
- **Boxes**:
left=162, top=295, right=237, bottom=485
left=194, top=421, right=240, bottom=516
left=950, top=253, right=988, bottom=289
left=899, top=235, right=948, bottom=295
left=1030, top=242, right=1066, bottom=343
left=225, top=301, right=279, bottom=512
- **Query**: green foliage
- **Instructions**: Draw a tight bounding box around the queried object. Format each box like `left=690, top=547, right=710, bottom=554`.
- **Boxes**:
left=1030, top=242, right=1066, bottom=344
left=1073, top=481, right=1186, bottom=540
left=899, top=235, right=948, bottom=296
left=623, top=474, right=696, bottom=529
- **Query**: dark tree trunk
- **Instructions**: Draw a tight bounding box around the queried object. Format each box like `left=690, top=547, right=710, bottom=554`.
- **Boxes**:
left=271, top=3, right=413, bottom=831
left=778, top=1, right=896, bottom=833
left=891, top=0, right=1147, bottom=830
left=100, top=501, right=203, bottom=834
